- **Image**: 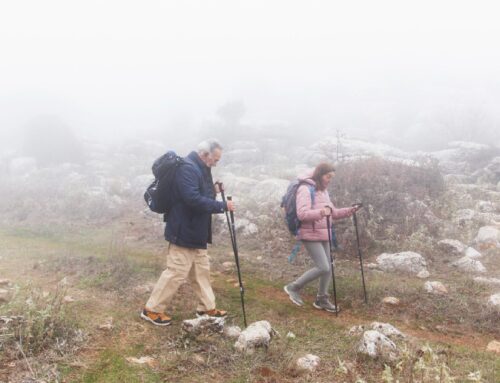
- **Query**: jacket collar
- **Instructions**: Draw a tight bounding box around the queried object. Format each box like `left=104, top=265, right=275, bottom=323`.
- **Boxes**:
left=187, top=151, right=209, bottom=171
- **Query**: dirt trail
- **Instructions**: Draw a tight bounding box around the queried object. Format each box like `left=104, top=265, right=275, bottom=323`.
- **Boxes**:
left=257, top=285, right=492, bottom=352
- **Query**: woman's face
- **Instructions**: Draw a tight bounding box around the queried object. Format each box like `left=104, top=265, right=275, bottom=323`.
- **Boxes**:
left=321, top=171, right=335, bottom=188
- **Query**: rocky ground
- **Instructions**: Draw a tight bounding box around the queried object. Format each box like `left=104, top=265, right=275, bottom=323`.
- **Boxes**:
left=0, top=136, right=499, bottom=382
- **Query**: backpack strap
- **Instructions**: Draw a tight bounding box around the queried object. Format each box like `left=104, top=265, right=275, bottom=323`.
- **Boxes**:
left=288, top=184, right=316, bottom=264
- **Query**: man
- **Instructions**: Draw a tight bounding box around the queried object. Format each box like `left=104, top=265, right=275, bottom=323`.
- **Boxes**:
left=141, top=139, right=235, bottom=326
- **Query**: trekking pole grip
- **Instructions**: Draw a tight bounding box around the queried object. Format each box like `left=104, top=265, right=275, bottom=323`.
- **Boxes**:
left=227, top=195, right=235, bottom=222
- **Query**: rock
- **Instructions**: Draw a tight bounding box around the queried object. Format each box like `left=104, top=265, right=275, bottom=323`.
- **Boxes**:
left=452, top=256, right=486, bottom=273
left=223, top=325, right=242, bottom=339
left=424, top=281, right=448, bottom=295
left=382, top=297, right=400, bottom=306
left=0, top=289, right=11, bottom=303
left=464, top=247, right=482, bottom=259
left=182, top=315, right=225, bottom=335
left=376, top=252, right=428, bottom=275
left=348, top=325, right=365, bottom=337
left=286, top=332, right=296, bottom=339
left=296, top=354, right=320, bottom=372
left=63, top=295, right=76, bottom=303
left=473, top=277, right=500, bottom=286
left=437, top=239, right=466, bottom=256
left=0, top=279, right=11, bottom=287
left=486, top=340, right=500, bottom=354
left=357, top=330, right=399, bottom=361
left=234, top=321, right=273, bottom=354
left=417, top=270, right=430, bottom=279
left=125, top=356, right=156, bottom=368
left=98, top=317, right=114, bottom=331
left=488, top=293, right=500, bottom=308
left=370, top=322, right=406, bottom=340
left=222, top=261, right=235, bottom=271
left=191, top=354, right=206, bottom=365
left=474, top=226, right=500, bottom=249
left=133, top=283, right=154, bottom=295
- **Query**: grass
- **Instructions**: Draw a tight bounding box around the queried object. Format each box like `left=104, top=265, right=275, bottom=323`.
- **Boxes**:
left=1, top=224, right=500, bottom=382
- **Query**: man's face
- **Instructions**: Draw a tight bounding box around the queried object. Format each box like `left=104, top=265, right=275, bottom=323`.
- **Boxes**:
left=205, top=148, right=222, bottom=167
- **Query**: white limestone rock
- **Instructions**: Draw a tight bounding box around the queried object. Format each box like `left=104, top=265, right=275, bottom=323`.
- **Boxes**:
left=376, top=251, right=428, bottom=276
left=182, top=315, right=225, bottom=335
left=357, top=330, right=399, bottom=361
left=370, top=322, right=406, bottom=340
left=474, top=226, right=500, bottom=249
left=296, top=354, right=320, bottom=372
left=234, top=321, right=273, bottom=354
left=465, top=247, right=482, bottom=258
left=452, top=256, right=486, bottom=273
left=424, top=281, right=448, bottom=295
left=223, top=325, right=242, bottom=339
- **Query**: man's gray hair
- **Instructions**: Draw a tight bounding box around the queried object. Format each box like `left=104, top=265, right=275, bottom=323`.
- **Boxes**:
left=197, top=139, right=223, bottom=155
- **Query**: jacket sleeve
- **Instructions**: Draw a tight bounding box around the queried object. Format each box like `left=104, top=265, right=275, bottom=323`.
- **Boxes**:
left=325, top=192, right=352, bottom=219
left=176, top=165, right=226, bottom=214
left=331, top=206, right=353, bottom=219
left=296, top=185, right=323, bottom=222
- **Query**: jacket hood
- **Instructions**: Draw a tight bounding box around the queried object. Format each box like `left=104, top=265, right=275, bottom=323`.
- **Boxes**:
left=298, top=169, right=316, bottom=186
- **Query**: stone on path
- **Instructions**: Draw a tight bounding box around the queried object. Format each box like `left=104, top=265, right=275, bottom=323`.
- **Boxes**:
left=296, top=354, right=320, bottom=372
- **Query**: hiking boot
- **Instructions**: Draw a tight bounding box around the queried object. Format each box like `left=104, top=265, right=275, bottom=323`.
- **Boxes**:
left=284, top=283, right=304, bottom=306
left=196, top=308, right=227, bottom=318
left=141, top=308, right=172, bottom=326
left=313, top=295, right=340, bottom=313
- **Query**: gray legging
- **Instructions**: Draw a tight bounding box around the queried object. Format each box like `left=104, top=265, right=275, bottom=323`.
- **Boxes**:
left=292, top=241, right=333, bottom=296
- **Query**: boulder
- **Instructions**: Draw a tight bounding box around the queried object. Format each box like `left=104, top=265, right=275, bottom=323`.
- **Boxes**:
left=382, top=297, right=400, bottom=306
left=437, top=239, right=466, bottom=256
left=182, top=315, right=225, bottom=335
left=424, top=281, right=448, bottom=295
left=234, top=321, right=273, bottom=354
left=452, top=256, right=486, bottom=273
left=474, top=226, right=500, bottom=249
left=296, top=354, right=320, bottom=372
left=375, top=251, right=428, bottom=275
left=357, top=330, right=399, bottom=361
left=464, top=247, right=482, bottom=259
left=370, top=322, right=406, bottom=340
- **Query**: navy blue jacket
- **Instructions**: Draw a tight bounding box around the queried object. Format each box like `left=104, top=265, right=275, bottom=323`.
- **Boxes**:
left=165, top=151, right=226, bottom=249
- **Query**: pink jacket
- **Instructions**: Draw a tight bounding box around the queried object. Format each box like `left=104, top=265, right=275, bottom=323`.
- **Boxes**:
left=295, top=176, right=352, bottom=242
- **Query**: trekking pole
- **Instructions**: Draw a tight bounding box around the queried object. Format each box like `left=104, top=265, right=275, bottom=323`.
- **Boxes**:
left=326, top=214, right=339, bottom=317
left=226, top=195, right=248, bottom=328
left=352, top=204, right=368, bottom=304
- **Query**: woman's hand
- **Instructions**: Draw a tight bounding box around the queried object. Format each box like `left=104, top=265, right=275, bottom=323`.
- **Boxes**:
left=321, top=206, right=332, bottom=217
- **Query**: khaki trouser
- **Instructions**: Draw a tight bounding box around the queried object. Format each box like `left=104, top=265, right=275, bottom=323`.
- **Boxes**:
left=145, top=243, right=216, bottom=313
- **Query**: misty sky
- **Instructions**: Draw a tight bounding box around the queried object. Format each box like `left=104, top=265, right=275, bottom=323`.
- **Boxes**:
left=1, top=1, right=500, bottom=147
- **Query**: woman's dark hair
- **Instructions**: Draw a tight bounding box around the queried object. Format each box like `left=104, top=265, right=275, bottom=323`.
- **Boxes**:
left=312, top=162, right=336, bottom=191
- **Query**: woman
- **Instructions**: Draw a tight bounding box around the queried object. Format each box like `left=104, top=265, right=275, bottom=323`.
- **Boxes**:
left=284, top=162, right=360, bottom=313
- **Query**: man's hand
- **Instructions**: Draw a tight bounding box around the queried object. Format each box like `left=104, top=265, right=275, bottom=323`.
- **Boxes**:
left=226, top=200, right=236, bottom=212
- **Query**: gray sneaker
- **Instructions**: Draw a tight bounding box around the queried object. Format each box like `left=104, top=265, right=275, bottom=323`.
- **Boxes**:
left=284, top=284, right=304, bottom=306
left=313, top=295, right=339, bottom=313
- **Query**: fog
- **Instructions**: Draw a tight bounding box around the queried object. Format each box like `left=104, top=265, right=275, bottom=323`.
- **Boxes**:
left=1, top=0, right=500, bottom=152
